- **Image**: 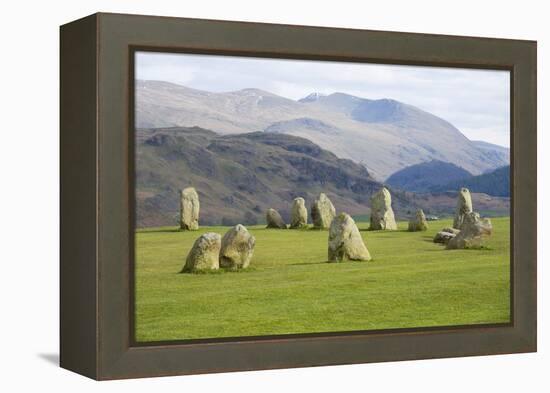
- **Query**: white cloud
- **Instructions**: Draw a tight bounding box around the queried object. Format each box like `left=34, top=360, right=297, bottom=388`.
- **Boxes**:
left=136, top=51, right=510, bottom=147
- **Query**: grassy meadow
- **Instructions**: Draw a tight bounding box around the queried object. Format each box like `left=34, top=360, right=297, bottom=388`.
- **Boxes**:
left=135, top=217, right=510, bottom=342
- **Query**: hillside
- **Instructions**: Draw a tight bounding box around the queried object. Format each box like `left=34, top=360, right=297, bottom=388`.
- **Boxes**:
left=473, top=141, right=510, bottom=165
left=430, top=165, right=510, bottom=197
left=136, top=126, right=416, bottom=228
left=386, top=160, right=473, bottom=192
left=136, top=80, right=509, bottom=179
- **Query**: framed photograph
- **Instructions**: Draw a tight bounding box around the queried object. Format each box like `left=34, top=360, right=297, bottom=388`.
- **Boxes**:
left=60, top=13, right=536, bottom=380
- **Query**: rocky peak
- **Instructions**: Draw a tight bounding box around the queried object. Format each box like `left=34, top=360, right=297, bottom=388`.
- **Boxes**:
left=298, top=92, right=327, bottom=103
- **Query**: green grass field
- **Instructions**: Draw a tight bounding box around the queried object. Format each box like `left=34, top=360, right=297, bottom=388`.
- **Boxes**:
left=135, top=217, right=510, bottom=342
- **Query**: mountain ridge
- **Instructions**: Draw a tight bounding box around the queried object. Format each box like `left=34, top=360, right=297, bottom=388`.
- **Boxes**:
left=136, top=80, right=509, bottom=179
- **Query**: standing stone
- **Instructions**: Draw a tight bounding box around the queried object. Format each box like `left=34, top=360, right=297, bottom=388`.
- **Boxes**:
left=180, top=187, right=200, bottom=230
left=369, top=187, right=397, bottom=230
left=219, top=224, right=256, bottom=269
left=447, top=212, right=493, bottom=249
left=290, top=197, right=308, bottom=229
left=452, top=187, right=473, bottom=229
left=311, top=193, right=336, bottom=229
left=328, top=213, right=371, bottom=262
left=181, top=232, right=221, bottom=273
left=408, top=209, right=428, bottom=232
left=266, top=208, right=287, bottom=229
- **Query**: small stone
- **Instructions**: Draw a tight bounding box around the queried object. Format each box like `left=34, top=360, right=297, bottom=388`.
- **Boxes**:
left=441, top=227, right=460, bottom=235
left=408, top=209, right=428, bottom=231
left=290, top=197, right=308, bottom=229
left=369, top=187, right=397, bottom=230
left=311, top=193, right=336, bottom=229
left=180, top=187, right=200, bottom=230
left=433, top=231, right=456, bottom=244
left=219, top=224, right=256, bottom=269
left=266, top=208, right=287, bottom=229
left=328, top=213, right=371, bottom=262
left=181, top=232, right=221, bottom=272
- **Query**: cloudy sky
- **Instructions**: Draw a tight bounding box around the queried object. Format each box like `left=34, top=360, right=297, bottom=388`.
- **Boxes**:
left=136, top=51, right=510, bottom=147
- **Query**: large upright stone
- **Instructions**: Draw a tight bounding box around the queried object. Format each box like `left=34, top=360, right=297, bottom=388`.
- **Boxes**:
left=219, top=224, right=256, bottom=269
left=447, top=212, right=493, bottom=249
left=180, top=187, right=200, bottom=230
left=181, top=232, right=221, bottom=273
left=369, top=187, right=397, bottom=230
left=453, top=187, right=473, bottom=229
left=290, top=197, right=308, bottom=229
left=408, top=209, right=428, bottom=232
left=266, top=208, right=287, bottom=229
left=328, top=213, right=371, bottom=262
left=311, top=193, right=336, bottom=229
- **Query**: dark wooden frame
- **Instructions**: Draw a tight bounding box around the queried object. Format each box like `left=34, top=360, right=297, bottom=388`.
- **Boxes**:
left=60, top=12, right=537, bottom=380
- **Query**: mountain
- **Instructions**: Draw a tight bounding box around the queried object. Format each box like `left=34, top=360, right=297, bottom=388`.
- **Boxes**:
left=430, top=165, right=510, bottom=197
left=136, top=126, right=416, bottom=228
left=472, top=141, right=510, bottom=168
left=387, top=160, right=510, bottom=197
left=264, top=117, right=340, bottom=135
left=298, top=92, right=327, bottom=103
left=386, top=160, right=473, bottom=193
left=136, top=80, right=509, bottom=180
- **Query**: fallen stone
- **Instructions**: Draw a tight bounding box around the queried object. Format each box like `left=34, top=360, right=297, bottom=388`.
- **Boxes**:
left=433, top=231, right=456, bottom=244
left=441, top=227, right=461, bottom=235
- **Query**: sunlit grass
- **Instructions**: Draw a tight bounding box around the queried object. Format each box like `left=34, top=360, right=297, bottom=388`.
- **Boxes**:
left=135, top=217, right=510, bottom=342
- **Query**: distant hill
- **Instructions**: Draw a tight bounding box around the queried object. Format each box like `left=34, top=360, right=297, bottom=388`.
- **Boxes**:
left=136, top=126, right=417, bottom=228
left=136, top=80, right=509, bottom=179
left=472, top=141, right=510, bottom=166
left=430, top=165, right=510, bottom=197
left=386, top=160, right=473, bottom=192
left=264, top=117, right=340, bottom=135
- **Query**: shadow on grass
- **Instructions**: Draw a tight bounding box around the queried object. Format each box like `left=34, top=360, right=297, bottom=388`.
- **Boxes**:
left=179, top=267, right=259, bottom=275
left=423, top=246, right=494, bottom=252
left=290, top=260, right=372, bottom=266
left=288, top=261, right=329, bottom=266
left=358, top=228, right=411, bottom=233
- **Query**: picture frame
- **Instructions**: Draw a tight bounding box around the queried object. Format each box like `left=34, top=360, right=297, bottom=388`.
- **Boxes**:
left=60, top=12, right=537, bottom=380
